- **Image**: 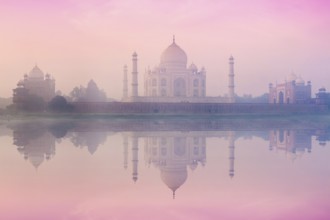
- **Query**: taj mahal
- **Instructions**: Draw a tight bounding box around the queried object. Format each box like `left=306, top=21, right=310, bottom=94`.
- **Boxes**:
left=122, top=37, right=236, bottom=103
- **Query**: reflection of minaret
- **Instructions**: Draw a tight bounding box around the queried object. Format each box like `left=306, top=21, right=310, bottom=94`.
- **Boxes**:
left=228, top=55, right=235, bottom=103
left=228, top=131, right=235, bottom=178
left=123, top=64, right=128, bottom=99
left=131, top=52, right=138, bottom=98
left=131, top=137, right=139, bottom=182
left=123, top=136, right=128, bottom=169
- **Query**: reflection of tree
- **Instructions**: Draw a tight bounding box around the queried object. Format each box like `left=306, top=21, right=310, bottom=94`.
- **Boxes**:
left=48, top=122, right=74, bottom=138
left=69, top=131, right=107, bottom=154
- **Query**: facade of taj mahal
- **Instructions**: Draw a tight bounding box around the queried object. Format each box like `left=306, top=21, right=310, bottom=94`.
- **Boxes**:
left=122, top=37, right=236, bottom=103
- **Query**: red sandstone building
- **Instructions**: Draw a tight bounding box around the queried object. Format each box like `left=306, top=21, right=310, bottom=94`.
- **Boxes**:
left=269, top=74, right=311, bottom=104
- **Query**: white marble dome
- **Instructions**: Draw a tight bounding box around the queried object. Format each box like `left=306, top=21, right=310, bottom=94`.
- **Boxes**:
left=29, top=65, right=44, bottom=79
left=160, top=38, right=187, bottom=67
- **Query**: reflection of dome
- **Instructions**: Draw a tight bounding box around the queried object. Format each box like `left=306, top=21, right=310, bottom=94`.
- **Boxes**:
left=161, top=168, right=187, bottom=198
left=29, top=65, right=44, bottom=79
left=28, top=153, right=44, bottom=169
left=160, top=38, right=187, bottom=66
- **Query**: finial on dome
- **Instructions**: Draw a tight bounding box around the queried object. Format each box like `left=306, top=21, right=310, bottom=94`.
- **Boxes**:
left=173, top=190, right=176, bottom=199
left=173, top=35, right=175, bottom=44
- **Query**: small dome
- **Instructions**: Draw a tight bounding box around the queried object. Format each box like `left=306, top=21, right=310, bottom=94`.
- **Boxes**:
left=296, top=76, right=305, bottom=85
left=29, top=65, right=44, bottom=79
left=17, top=80, right=24, bottom=87
left=160, top=38, right=187, bottom=67
left=319, top=87, right=326, bottom=92
left=189, top=63, right=198, bottom=71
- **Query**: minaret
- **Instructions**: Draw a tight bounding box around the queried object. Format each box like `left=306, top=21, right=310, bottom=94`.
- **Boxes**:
left=123, top=136, right=128, bottom=169
left=228, top=131, right=235, bottom=178
left=131, top=52, right=138, bottom=97
left=228, top=55, right=235, bottom=103
left=123, top=65, right=128, bottom=99
left=131, top=137, right=139, bottom=182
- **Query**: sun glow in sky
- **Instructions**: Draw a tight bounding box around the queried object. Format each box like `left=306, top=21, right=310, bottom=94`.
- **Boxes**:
left=0, top=0, right=329, bottom=99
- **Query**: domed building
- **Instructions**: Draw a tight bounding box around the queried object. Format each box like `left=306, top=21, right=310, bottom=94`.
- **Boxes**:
left=13, top=65, right=55, bottom=102
left=122, top=37, right=235, bottom=103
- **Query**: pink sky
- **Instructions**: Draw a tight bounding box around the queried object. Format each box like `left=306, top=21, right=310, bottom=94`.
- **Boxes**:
left=0, top=0, right=330, bottom=99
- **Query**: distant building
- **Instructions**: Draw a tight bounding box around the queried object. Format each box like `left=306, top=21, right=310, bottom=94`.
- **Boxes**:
left=122, top=37, right=236, bottom=103
left=315, top=87, right=330, bottom=105
left=84, top=80, right=107, bottom=102
left=269, top=130, right=312, bottom=161
left=69, top=79, right=107, bottom=102
left=13, top=65, right=55, bottom=102
left=268, top=73, right=311, bottom=104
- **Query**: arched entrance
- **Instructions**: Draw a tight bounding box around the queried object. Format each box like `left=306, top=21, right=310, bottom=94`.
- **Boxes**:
left=174, top=78, right=186, bottom=97
left=278, top=91, right=284, bottom=104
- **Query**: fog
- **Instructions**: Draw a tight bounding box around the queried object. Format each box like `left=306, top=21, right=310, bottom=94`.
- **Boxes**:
left=0, top=0, right=329, bottom=99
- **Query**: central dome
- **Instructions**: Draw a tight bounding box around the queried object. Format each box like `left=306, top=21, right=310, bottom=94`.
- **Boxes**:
left=29, top=65, right=44, bottom=79
left=160, top=38, right=187, bottom=66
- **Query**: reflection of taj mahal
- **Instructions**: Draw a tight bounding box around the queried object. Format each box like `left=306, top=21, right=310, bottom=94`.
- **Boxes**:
left=122, top=37, right=236, bottom=103
left=11, top=123, right=324, bottom=198
left=123, top=132, right=237, bottom=198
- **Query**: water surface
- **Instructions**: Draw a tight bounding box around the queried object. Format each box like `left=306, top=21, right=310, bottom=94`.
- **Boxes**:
left=0, top=118, right=329, bottom=220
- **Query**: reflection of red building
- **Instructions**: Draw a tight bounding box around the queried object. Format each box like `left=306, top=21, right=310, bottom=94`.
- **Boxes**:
left=269, top=74, right=311, bottom=104
left=269, top=130, right=312, bottom=160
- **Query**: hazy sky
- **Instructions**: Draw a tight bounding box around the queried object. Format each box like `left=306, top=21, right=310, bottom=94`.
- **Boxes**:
left=0, top=0, right=329, bottom=99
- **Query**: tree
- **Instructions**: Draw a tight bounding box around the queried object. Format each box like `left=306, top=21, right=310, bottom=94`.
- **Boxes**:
left=24, top=94, right=46, bottom=112
left=48, top=96, right=73, bottom=112
left=69, top=80, right=107, bottom=102
left=69, top=86, right=86, bottom=102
